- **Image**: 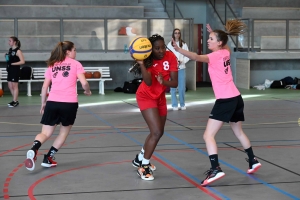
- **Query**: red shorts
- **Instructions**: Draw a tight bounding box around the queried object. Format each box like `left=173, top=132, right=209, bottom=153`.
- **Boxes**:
left=136, top=93, right=167, bottom=116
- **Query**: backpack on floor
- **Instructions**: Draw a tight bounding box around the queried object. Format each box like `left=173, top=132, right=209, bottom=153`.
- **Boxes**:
left=270, top=80, right=286, bottom=88
left=20, top=66, right=33, bottom=80
left=123, top=81, right=138, bottom=94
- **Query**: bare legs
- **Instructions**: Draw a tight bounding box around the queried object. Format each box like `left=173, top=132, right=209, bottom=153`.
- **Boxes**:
left=141, top=108, right=166, bottom=159
left=35, top=124, right=72, bottom=149
left=203, top=119, right=251, bottom=155
left=230, top=121, right=251, bottom=149
left=8, top=82, right=19, bottom=101
left=203, top=119, right=223, bottom=155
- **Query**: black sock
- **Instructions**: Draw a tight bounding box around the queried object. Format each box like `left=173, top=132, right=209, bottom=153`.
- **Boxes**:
left=245, top=147, right=255, bottom=161
left=209, top=154, right=219, bottom=169
left=31, top=140, right=41, bottom=151
left=46, top=146, right=58, bottom=158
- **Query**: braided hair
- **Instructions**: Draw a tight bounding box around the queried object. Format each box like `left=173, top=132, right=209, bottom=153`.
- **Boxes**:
left=129, top=34, right=165, bottom=76
left=213, top=19, right=247, bottom=47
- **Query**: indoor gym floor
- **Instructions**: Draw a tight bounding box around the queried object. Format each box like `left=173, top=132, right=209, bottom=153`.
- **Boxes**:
left=0, top=87, right=299, bottom=200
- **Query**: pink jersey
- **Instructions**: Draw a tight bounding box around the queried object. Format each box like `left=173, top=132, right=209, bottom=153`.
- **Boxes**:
left=45, top=57, right=85, bottom=102
left=137, top=51, right=178, bottom=99
left=207, top=49, right=240, bottom=99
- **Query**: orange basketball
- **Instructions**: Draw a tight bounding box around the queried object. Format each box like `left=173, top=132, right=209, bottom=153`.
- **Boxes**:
left=85, top=71, right=93, bottom=79
left=93, top=71, right=101, bottom=78
left=0, top=89, right=3, bottom=97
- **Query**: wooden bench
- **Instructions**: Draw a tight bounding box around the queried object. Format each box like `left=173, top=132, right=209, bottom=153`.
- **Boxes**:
left=0, top=66, right=112, bottom=96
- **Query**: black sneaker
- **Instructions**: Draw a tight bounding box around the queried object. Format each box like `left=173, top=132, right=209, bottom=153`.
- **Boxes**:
left=246, top=157, right=262, bottom=174
left=132, top=154, right=142, bottom=168
left=132, top=154, right=156, bottom=171
left=8, top=101, right=19, bottom=108
left=7, top=101, right=14, bottom=106
left=41, top=154, right=57, bottom=168
left=137, top=164, right=154, bottom=181
left=201, top=166, right=225, bottom=186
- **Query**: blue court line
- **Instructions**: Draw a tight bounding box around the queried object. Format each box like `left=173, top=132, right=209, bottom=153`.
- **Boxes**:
left=83, top=108, right=230, bottom=200
left=165, top=132, right=300, bottom=200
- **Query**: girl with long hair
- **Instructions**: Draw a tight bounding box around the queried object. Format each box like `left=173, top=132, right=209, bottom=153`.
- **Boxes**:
left=6, top=36, right=25, bottom=107
left=25, top=41, right=92, bottom=171
left=167, top=28, right=190, bottom=110
left=172, top=19, right=261, bottom=186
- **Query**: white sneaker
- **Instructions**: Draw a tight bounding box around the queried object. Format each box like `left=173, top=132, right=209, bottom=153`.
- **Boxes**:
left=172, top=107, right=178, bottom=111
left=180, top=106, right=186, bottom=110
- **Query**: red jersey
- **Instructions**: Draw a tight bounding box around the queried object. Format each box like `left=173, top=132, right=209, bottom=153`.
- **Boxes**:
left=136, top=51, right=178, bottom=99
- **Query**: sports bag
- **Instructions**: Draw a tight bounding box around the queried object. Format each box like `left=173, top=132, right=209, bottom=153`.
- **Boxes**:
left=20, top=66, right=33, bottom=80
left=270, top=80, right=286, bottom=88
left=123, top=81, right=138, bottom=94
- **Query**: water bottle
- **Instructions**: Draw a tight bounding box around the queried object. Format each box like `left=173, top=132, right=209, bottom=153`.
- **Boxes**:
left=124, top=44, right=128, bottom=53
left=5, top=53, right=9, bottom=62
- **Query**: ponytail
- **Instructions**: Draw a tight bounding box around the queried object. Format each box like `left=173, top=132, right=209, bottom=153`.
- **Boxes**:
left=46, top=41, right=74, bottom=67
left=213, top=19, right=247, bottom=47
left=10, top=36, right=21, bottom=48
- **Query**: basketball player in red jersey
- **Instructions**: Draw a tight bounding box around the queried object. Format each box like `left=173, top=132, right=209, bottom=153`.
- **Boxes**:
left=130, top=34, right=178, bottom=180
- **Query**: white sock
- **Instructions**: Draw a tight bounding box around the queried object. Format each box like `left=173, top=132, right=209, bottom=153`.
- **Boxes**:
left=138, top=148, right=144, bottom=161
left=142, top=158, right=150, bottom=165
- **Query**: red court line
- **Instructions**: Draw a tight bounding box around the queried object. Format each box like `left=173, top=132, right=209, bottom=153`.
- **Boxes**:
left=0, top=143, right=32, bottom=157
left=2, top=133, right=105, bottom=199
left=152, top=155, right=222, bottom=200
left=27, top=158, right=221, bottom=200
left=27, top=160, right=131, bottom=200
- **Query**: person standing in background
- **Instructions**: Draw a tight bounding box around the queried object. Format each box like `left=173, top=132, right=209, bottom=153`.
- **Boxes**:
left=167, top=28, right=190, bottom=111
left=5, top=36, right=25, bottom=107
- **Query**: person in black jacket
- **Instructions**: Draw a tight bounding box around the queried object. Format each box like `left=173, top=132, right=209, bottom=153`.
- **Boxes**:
left=5, top=36, right=25, bottom=107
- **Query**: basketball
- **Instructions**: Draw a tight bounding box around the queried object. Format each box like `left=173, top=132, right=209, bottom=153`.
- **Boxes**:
left=85, top=71, right=93, bottom=79
left=93, top=71, right=101, bottom=78
left=0, top=89, right=3, bottom=97
left=129, top=37, right=152, bottom=60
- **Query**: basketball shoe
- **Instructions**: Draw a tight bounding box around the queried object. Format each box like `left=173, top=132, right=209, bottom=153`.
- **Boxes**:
left=25, top=149, right=38, bottom=171
left=41, top=155, right=57, bottom=168
left=8, top=101, right=19, bottom=107
left=246, top=157, right=262, bottom=174
left=201, top=166, right=225, bottom=186
left=137, top=164, right=154, bottom=181
left=132, top=154, right=156, bottom=171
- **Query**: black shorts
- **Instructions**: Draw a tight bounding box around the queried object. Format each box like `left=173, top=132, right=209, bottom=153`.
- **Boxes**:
left=40, top=101, right=79, bottom=126
left=7, top=65, right=20, bottom=82
left=209, top=95, right=245, bottom=123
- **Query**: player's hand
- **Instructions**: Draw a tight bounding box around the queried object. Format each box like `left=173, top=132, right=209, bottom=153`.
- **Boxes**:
left=40, top=104, right=45, bottom=115
left=131, top=54, right=144, bottom=66
left=155, top=72, right=163, bottom=84
left=206, top=24, right=213, bottom=33
left=84, top=90, right=92, bottom=96
left=172, top=38, right=180, bottom=51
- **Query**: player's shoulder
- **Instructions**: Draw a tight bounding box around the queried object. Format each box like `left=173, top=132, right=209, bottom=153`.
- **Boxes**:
left=165, top=51, right=177, bottom=59
left=66, top=57, right=82, bottom=65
